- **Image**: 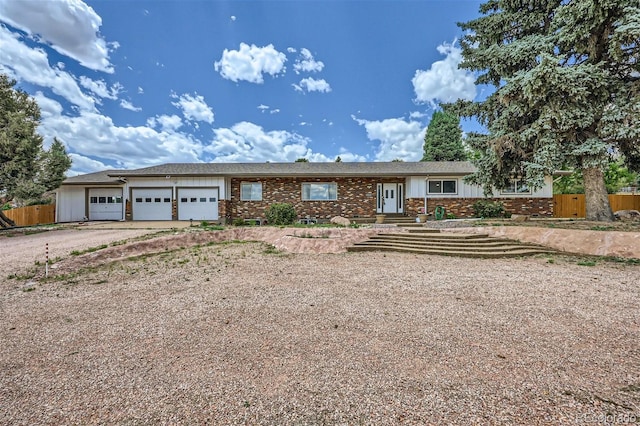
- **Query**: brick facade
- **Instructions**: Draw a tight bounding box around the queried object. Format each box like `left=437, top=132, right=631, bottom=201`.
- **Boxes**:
left=406, top=197, right=553, bottom=218
left=229, top=177, right=403, bottom=221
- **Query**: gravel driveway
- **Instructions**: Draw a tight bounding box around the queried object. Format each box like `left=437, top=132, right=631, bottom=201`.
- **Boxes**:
left=1, top=227, right=166, bottom=277
left=1, top=236, right=638, bottom=425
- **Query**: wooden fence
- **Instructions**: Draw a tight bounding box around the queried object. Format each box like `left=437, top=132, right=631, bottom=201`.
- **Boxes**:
left=553, top=194, right=640, bottom=218
left=3, top=204, right=56, bottom=226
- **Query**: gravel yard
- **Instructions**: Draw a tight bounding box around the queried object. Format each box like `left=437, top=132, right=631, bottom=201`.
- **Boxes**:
left=1, top=228, right=639, bottom=425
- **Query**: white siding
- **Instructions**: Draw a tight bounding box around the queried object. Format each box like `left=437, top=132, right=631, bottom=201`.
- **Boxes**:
left=56, top=186, right=86, bottom=222
left=405, top=175, right=553, bottom=199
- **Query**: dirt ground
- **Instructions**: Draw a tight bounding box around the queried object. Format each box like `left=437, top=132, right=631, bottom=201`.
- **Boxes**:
left=1, top=237, right=638, bottom=424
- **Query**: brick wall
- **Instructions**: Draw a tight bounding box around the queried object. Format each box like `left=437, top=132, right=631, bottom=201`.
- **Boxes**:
left=230, top=177, right=402, bottom=220
left=406, top=197, right=553, bottom=218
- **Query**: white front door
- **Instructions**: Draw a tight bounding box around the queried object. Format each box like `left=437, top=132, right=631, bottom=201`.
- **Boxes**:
left=382, top=183, right=398, bottom=213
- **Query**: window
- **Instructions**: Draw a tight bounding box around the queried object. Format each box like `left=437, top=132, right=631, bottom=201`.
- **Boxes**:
left=241, top=182, right=262, bottom=201
left=181, top=197, right=187, bottom=203
left=99, top=196, right=107, bottom=203
left=501, top=179, right=531, bottom=194
left=115, top=197, right=123, bottom=203
left=154, top=198, right=161, bottom=203
left=200, top=197, right=206, bottom=202
left=428, top=179, right=457, bottom=194
left=209, top=197, right=216, bottom=202
left=135, top=198, right=143, bottom=203
left=145, top=198, right=152, bottom=202
left=302, top=182, right=337, bottom=201
left=163, top=198, right=171, bottom=203
left=90, top=197, right=98, bottom=204
left=190, top=197, right=197, bottom=202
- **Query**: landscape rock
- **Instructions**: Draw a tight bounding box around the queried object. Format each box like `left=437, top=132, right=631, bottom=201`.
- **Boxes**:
left=330, top=216, right=352, bottom=227
left=614, top=210, right=640, bottom=221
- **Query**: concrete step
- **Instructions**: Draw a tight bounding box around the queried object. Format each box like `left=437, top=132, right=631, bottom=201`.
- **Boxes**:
left=347, top=230, right=556, bottom=258
left=347, top=244, right=552, bottom=258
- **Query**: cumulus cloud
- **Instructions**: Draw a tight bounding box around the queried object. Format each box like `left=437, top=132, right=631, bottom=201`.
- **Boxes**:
left=68, top=153, right=110, bottom=175
left=147, top=114, right=182, bottom=132
left=32, top=92, right=203, bottom=170
left=120, top=99, right=141, bottom=112
left=205, top=122, right=313, bottom=162
left=214, top=43, right=286, bottom=84
left=172, top=93, right=214, bottom=123
left=293, top=77, right=331, bottom=93
left=352, top=115, right=426, bottom=161
left=0, top=25, right=97, bottom=111
left=412, top=41, right=476, bottom=105
left=0, top=0, right=115, bottom=72
left=293, top=48, right=324, bottom=74
left=79, top=76, right=120, bottom=100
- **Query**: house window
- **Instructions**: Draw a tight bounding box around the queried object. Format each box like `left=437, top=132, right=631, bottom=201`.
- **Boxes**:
left=501, top=179, right=531, bottom=194
left=241, top=182, right=262, bottom=201
left=428, top=179, right=457, bottom=194
left=90, top=197, right=98, bottom=204
left=302, top=183, right=337, bottom=201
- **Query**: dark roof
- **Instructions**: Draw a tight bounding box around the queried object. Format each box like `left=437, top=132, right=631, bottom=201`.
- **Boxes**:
left=62, top=170, right=127, bottom=185
left=107, top=161, right=477, bottom=178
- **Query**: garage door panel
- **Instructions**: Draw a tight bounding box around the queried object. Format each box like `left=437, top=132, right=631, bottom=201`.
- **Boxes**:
left=132, top=188, right=172, bottom=220
left=89, top=188, right=123, bottom=221
left=177, top=188, right=219, bottom=221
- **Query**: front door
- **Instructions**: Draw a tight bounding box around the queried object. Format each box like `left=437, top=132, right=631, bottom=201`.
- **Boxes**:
left=382, top=183, right=397, bottom=213
left=377, top=183, right=404, bottom=214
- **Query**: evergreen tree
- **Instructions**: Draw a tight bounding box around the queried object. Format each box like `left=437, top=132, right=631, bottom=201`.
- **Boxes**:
left=421, top=110, right=467, bottom=161
left=0, top=74, right=43, bottom=200
left=453, top=0, right=640, bottom=221
left=0, top=75, right=72, bottom=207
left=38, top=137, right=72, bottom=192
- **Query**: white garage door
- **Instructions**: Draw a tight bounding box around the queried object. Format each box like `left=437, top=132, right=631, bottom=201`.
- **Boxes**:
left=132, top=188, right=172, bottom=220
left=177, top=188, right=219, bottom=221
left=89, top=188, right=123, bottom=221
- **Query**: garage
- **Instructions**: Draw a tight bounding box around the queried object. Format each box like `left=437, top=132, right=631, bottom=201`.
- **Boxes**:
left=177, top=187, right=219, bottom=221
left=88, top=188, right=123, bottom=221
left=132, top=188, right=172, bottom=220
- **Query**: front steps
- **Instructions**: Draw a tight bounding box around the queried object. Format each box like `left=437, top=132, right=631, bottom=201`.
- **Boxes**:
left=347, top=228, right=556, bottom=258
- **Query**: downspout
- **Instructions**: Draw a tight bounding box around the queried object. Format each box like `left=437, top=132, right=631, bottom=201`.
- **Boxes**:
left=424, top=175, right=428, bottom=215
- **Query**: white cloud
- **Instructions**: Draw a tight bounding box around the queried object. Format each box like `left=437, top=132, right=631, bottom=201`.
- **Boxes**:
left=137, top=86, right=144, bottom=94
left=270, top=109, right=280, bottom=114
left=0, top=0, right=115, bottom=72
left=293, top=77, right=331, bottom=93
left=79, top=76, right=120, bottom=100
left=257, top=104, right=269, bottom=112
left=0, top=25, right=97, bottom=111
left=214, top=43, right=286, bottom=84
left=352, top=115, right=426, bottom=161
left=412, top=41, right=476, bottom=105
left=33, top=93, right=203, bottom=169
left=293, top=48, right=324, bottom=74
left=120, top=99, right=141, bottom=112
left=230, top=15, right=236, bottom=21
left=172, top=93, right=214, bottom=123
left=410, top=111, right=427, bottom=119
left=147, top=114, right=182, bottom=132
left=68, top=153, right=110, bottom=175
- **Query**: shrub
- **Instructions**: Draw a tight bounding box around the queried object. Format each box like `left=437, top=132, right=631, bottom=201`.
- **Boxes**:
left=472, top=199, right=506, bottom=218
left=233, top=217, right=246, bottom=226
left=265, top=203, right=297, bottom=225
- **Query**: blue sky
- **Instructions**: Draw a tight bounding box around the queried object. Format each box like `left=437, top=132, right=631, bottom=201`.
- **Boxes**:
left=0, top=0, right=484, bottom=175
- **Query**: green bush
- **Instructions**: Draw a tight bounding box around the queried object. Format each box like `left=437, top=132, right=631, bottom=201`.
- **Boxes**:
left=472, top=199, right=506, bottom=218
left=265, top=203, right=297, bottom=225
left=233, top=217, right=246, bottom=226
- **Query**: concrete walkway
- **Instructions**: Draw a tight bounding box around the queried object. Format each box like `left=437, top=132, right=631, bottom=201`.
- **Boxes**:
left=78, top=221, right=194, bottom=230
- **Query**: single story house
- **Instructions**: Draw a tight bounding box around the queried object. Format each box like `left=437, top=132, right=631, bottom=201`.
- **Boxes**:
left=55, top=161, right=554, bottom=223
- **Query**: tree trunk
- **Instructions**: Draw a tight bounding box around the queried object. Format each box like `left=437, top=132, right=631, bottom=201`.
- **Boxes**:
left=0, top=209, right=16, bottom=228
left=583, top=167, right=614, bottom=221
